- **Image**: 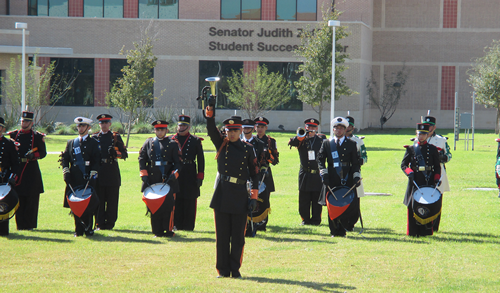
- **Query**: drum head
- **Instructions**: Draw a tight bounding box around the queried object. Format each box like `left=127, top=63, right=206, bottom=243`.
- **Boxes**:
left=327, top=186, right=355, bottom=207
left=68, top=187, right=93, bottom=202
left=143, top=183, right=170, bottom=199
left=413, top=186, right=441, bottom=204
left=0, top=184, right=11, bottom=200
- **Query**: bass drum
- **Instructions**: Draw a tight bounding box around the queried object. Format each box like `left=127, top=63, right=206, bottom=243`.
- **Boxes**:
left=412, top=186, right=442, bottom=225
left=143, top=183, right=171, bottom=214
left=326, top=186, right=357, bottom=221
left=0, top=184, right=19, bottom=221
left=66, top=185, right=99, bottom=218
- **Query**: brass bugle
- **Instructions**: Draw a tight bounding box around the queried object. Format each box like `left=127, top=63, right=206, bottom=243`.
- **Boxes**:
left=297, top=127, right=310, bottom=138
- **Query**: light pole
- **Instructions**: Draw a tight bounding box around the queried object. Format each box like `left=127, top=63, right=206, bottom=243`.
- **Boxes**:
left=15, top=22, right=28, bottom=113
left=328, top=20, right=340, bottom=138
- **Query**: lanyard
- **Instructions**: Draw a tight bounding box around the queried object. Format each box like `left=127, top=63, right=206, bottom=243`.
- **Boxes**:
left=73, top=137, right=86, bottom=174
left=329, top=138, right=349, bottom=185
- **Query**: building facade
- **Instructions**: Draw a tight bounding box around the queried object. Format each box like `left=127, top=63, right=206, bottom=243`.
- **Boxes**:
left=0, top=0, right=497, bottom=130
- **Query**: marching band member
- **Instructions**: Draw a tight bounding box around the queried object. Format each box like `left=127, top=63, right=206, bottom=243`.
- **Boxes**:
left=0, top=117, right=20, bottom=236
left=171, top=115, right=205, bottom=231
left=288, top=118, right=327, bottom=226
left=93, top=114, right=128, bottom=230
left=9, top=111, right=46, bottom=231
left=205, top=107, right=259, bottom=279
left=138, top=120, right=182, bottom=237
left=61, top=117, right=101, bottom=237
left=401, top=123, right=441, bottom=237
left=317, top=117, right=361, bottom=237
left=422, top=115, right=451, bottom=232
left=253, top=116, right=279, bottom=231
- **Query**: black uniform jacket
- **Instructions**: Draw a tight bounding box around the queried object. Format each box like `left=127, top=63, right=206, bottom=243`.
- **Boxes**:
left=93, top=131, right=128, bottom=187
left=170, top=133, right=205, bottom=199
left=138, top=136, right=182, bottom=193
left=288, top=134, right=327, bottom=192
left=256, top=134, right=279, bottom=192
left=61, top=135, right=101, bottom=207
left=9, top=129, right=46, bottom=195
left=0, top=136, right=21, bottom=183
left=401, top=142, right=441, bottom=206
left=243, top=136, right=267, bottom=186
left=317, top=137, right=360, bottom=205
left=207, top=118, right=259, bottom=214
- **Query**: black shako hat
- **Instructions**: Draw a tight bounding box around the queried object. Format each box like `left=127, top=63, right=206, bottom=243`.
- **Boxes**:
left=223, top=116, right=243, bottom=130
left=417, top=123, right=430, bottom=133
left=304, top=118, right=319, bottom=126
left=22, top=111, right=34, bottom=121
left=178, top=115, right=191, bottom=125
left=254, top=116, right=269, bottom=126
left=152, top=120, right=169, bottom=128
left=422, top=116, right=436, bottom=125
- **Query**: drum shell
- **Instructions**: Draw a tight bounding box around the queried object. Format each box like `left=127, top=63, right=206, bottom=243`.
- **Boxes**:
left=142, top=183, right=172, bottom=215
left=326, top=186, right=357, bottom=221
left=66, top=185, right=99, bottom=218
left=412, top=185, right=442, bottom=225
left=0, top=184, right=19, bottom=221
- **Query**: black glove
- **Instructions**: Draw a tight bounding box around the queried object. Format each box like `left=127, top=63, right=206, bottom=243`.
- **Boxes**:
left=142, top=176, right=149, bottom=184
left=166, top=173, right=177, bottom=185
left=353, top=177, right=361, bottom=187
left=208, top=95, right=216, bottom=107
left=8, top=176, right=16, bottom=186
left=83, top=174, right=90, bottom=181
left=108, top=145, right=117, bottom=158
left=260, top=167, right=268, bottom=179
left=358, top=158, right=364, bottom=166
left=321, top=174, right=329, bottom=186
left=408, top=172, right=415, bottom=181
left=248, top=199, right=257, bottom=212
left=162, top=173, right=168, bottom=182
left=26, top=152, right=35, bottom=160
left=196, top=178, right=203, bottom=187
left=64, top=173, right=71, bottom=184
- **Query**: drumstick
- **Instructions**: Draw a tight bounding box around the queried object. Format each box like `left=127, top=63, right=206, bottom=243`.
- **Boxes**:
left=412, top=180, right=421, bottom=191
left=342, top=178, right=362, bottom=198
left=430, top=179, right=441, bottom=197
left=326, top=186, right=338, bottom=201
left=81, top=180, right=90, bottom=197
left=67, top=183, right=76, bottom=195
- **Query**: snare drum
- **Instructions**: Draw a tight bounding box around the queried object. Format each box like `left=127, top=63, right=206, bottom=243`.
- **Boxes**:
left=412, top=186, right=442, bottom=225
left=326, top=186, right=356, bottom=221
left=142, top=183, right=171, bottom=214
left=0, top=184, right=19, bottom=221
left=66, top=185, right=99, bottom=218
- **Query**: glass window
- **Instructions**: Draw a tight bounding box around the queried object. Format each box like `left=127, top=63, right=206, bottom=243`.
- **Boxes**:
left=105, top=0, right=124, bottom=18
left=52, top=58, right=95, bottom=106
left=28, top=0, right=38, bottom=16
left=110, top=59, right=128, bottom=86
left=38, top=0, right=49, bottom=16
left=49, top=0, right=68, bottom=17
left=276, top=0, right=295, bottom=21
left=221, top=0, right=240, bottom=20
left=0, top=70, right=4, bottom=105
left=199, top=61, right=244, bottom=109
left=241, top=0, right=261, bottom=20
left=277, top=0, right=316, bottom=21
left=260, top=62, right=303, bottom=111
left=297, top=0, right=316, bottom=21
left=139, top=0, right=158, bottom=18
left=84, top=0, right=104, bottom=18
left=159, top=0, right=178, bottom=19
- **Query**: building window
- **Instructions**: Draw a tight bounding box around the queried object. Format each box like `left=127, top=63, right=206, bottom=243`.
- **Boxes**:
left=277, top=0, right=316, bottom=21
left=260, top=62, right=303, bottom=110
left=199, top=61, right=244, bottom=109
left=52, top=58, right=95, bottom=106
left=138, top=0, right=179, bottom=19
left=29, top=0, right=69, bottom=17
left=84, top=0, right=123, bottom=18
left=109, top=59, right=154, bottom=107
left=221, top=0, right=261, bottom=20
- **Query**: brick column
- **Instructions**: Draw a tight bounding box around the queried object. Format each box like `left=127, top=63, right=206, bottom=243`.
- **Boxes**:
left=443, top=0, right=457, bottom=28
left=94, top=58, right=110, bottom=107
left=261, top=0, right=276, bottom=21
left=69, top=0, right=83, bottom=17
left=243, top=61, right=259, bottom=75
left=124, top=0, right=139, bottom=18
left=440, top=66, right=455, bottom=110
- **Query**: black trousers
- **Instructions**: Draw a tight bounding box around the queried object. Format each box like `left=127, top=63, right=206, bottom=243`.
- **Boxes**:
left=214, top=210, right=247, bottom=276
left=96, top=185, right=120, bottom=229
left=0, top=219, right=9, bottom=236
left=299, top=190, right=322, bottom=225
left=15, top=194, right=40, bottom=230
left=150, top=193, right=175, bottom=236
left=174, top=196, right=197, bottom=231
left=74, top=213, right=94, bottom=236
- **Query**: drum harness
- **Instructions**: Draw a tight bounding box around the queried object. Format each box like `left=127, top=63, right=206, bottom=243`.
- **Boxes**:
left=329, top=139, right=364, bottom=235
left=152, top=138, right=173, bottom=191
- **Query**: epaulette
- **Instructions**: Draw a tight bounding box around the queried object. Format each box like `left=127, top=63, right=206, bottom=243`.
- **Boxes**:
left=92, top=131, right=100, bottom=135
left=112, top=131, right=120, bottom=135
left=190, top=134, right=204, bottom=141
left=7, top=130, right=18, bottom=135
left=496, top=138, right=500, bottom=143
left=35, top=130, right=46, bottom=136
left=403, top=145, right=410, bottom=148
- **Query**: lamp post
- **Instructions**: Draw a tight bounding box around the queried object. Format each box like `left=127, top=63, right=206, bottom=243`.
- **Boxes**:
left=15, top=22, right=28, bottom=113
left=328, top=20, right=340, bottom=138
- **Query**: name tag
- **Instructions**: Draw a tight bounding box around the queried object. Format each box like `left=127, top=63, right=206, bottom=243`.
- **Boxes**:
left=74, top=146, right=81, bottom=154
left=155, top=161, right=162, bottom=166
left=85, top=161, right=90, bottom=166
left=308, top=150, right=315, bottom=160
left=334, top=162, right=339, bottom=168
left=331, top=151, right=339, bottom=159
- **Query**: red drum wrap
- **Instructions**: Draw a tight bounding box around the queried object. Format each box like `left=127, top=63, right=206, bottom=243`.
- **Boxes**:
left=66, top=185, right=99, bottom=218
left=142, top=183, right=171, bottom=214
left=326, top=186, right=356, bottom=221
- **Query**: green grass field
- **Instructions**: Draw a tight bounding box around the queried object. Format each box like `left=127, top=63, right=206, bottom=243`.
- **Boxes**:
left=2, top=129, right=499, bottom=292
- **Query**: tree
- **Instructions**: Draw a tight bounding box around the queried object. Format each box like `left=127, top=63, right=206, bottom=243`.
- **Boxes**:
left=467, top=40, right=500, bottom=134
left=367, top=66, right=410, bottom=129
left=0, top=55, right=78, bottom=129
left=294, top=7, right=356, bottom=126
left=106, top=31, right=157, bottom=147
left=224, top=64, right=291, bottom=119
